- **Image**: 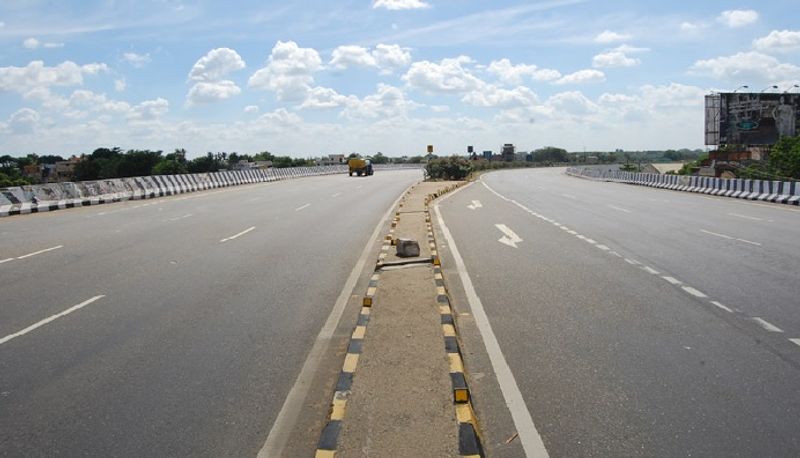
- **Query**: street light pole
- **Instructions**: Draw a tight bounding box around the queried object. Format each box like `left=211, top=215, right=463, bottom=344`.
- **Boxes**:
left=760, top=85, right=779, bottom=93
left=734, top=85, right=749, bottom=93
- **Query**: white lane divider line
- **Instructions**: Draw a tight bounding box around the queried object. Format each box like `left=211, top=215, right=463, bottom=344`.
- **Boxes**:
left=661, top=276, right=682, bottom=286
left=641, top=266, right=660, bottom=275
left=700, top=229, right=762, bottom=246
left=682, top=286, right=708, bottom=298
left=435, top=186, right=550, bottom=458
left=0, top=295, right=105, bottom=345
left=700, top=229, right=734, bottom=240
left=710, top=301, right=733, bottom=313
left=220, top=226, right=256, bottom=243
left=482, top=181, right=511, bottom=202
left=16, top=245, right=64, bottom=260
left=595, top=244, right=610, bottom=251
left=0, top=258, right=14, bottom=264
left=295, top=203, right=311, bottom=212
left=331, top=192, right=342, bottom=198
left=609, top=251, right=623, bottom=258
left=728, top=213, right=771, bottom=223
left=608, top=204, right=632, bottom=213
left=789, top=338, right=800, bottom=347
left=624, top=258, right=640, bottom=266
left=584, top=238, right=597, bottom=245
left=752, top=317, right=784, bottom=333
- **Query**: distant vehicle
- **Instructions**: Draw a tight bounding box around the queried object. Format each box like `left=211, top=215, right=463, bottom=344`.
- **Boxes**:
left=348, top=158, right=373, bottom=176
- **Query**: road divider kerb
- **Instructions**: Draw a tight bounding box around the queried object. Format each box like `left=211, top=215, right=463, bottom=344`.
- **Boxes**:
left=425, top=182, right=485, bottom=457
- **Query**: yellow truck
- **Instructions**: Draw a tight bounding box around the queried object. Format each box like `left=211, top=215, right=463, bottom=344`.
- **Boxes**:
left=348, top=158, right=373, bottom=176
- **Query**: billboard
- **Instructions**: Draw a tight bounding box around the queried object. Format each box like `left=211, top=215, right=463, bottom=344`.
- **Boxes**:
left=705, top=92, right=800, bottom=146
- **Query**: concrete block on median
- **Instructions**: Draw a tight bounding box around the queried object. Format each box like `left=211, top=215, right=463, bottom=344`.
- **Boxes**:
left=395, top=238, right=420, bottom=258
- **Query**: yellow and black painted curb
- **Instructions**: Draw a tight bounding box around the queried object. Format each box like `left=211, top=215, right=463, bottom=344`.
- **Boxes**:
left=425, top=182, right=485, bottom=458
left=314, top=189, right=409, bottom=457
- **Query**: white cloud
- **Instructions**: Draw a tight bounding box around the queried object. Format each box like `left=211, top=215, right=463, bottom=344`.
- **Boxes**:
left=330, top=44, right=411, bottom=74
left=402, top=56, right=483, bottom=94
left=244, top=105, right=260, bottom=114
left=330, top=45, right=376, bottom=69
left=0, top=61, right=108, bottom=93
left=188, top=48, right=246, bottom=81
left=248, top=41, right=322, bottom=101
left=300, top=86, right=356, bottom=110
left=690, top=51, right=800, bottom=84
left=43, top=42, right=65, bottom=49
left=555, top=69, right=605, bottom=85
left=462, top=85, right=539, bottom=108
left=753, top=30, right=800, bottom=53
left=115, top=78, right=126, bottom=92
left=122, top=52, right=151, bottom=68
left=186, top=80, right=241, bottom=105
left=128, top=98, right=169, bottom=121
left=717, top=10, right=758, bottom=28
left=546, top=91, right=599, bottom=117
left=594, top=30, right=631, bottom=44
left=486, top=58, right=561, bottom=85
left=253, top=108, right=302, bottom=130
left=592, top=45, right=648, bottom=68
left=372, top=0, right=430, bottom=10
left=8, top=108, right=40, bottom=133
left=372, top=44, right=413, bottom=73
left=23, top=38, right=40, bottom=49
left=430, top=105, right=449, bottom=112
left=679, top=22, right=704, bottom=32
left=341, top=84, right=418, bottom=119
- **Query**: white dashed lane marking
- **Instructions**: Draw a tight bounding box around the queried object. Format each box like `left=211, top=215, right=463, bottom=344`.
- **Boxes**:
left=752, top=317, right=784, bottom=333
left=479, top=179, right=798, bottom=351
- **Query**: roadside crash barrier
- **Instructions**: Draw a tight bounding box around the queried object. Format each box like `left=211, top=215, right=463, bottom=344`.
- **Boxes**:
left=566, top=167, right=800, bottom=206
left=0, top=164, right=424, bottom=217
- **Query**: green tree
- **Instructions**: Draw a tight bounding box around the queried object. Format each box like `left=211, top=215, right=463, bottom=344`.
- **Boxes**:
left=769, top=136, right=800, bottom=179
left=426, top=156, right=473, bottom=180
left=73, top=158, right=101, bottom=181
left=371, top=152, right=389, bottom=164
left=152, top=159, right=188, bottom=175
left=531, top=146, right=569, bottom=163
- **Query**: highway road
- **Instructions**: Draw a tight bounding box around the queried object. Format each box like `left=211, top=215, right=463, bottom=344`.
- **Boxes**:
left=0, top=170, right=421, bottom=457
left=437, top=168, right=800, bottom=457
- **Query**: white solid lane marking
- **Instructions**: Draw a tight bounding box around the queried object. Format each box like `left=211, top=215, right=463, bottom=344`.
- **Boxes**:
left=642, top=266, right=660, bottom=275
left=662, top=276, right=682, bottom=286
left=700, top=229, right=734, bottom=240
left=295, top=203, right=311, bottom=212
left=752, top=317, right=783, bottom=333
left=220, top=226, right=256, bottom=243
left=609, top=251, right=623, bottom=258
left=331, top=192, right=342, bottom=198
left=259, top=181, right=420, bottom=457
left=625, top=258, right=640, bottom=265
left=435, top=185, right=549, bottom=458
left=482, top=181, right=511, bottom=202
left=736, top=238, right=762, bottom=246
left=495, top=224, right=523, bottom=249
left=596, top=244, right=610, bottom=251
left=567, top=230, right=578, bottom=235
left=584, top=238, right=597, bottom=244
left=711, top=301, right=733, bottom=313
left=682, top=286, right=708, bottom=298
left=0, top=295, right=105, bottom=345
left=17, top=245, right=64, bottom=260
left=608, top=204, right=632, bottom=213
left=0, top=258, right=14, bottom=264
left=789, top=338, right=800, bottom=347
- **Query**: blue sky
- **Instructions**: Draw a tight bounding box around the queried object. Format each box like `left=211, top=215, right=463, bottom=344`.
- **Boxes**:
left=1, top=0, right=799, bottom=157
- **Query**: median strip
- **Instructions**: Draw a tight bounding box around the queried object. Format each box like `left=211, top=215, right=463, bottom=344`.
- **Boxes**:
left=315, top=180, right=484, bottom=457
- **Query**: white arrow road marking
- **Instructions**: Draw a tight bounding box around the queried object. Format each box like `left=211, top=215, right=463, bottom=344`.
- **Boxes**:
left=495, top=224, right=523, bottom=248
left=467, top=200, right=483, bottom=210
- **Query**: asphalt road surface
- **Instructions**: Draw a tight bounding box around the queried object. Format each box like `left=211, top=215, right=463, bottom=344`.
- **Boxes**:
left=0, top=170, right=421, bottom=457
left=438, top=168, right=800, bottom=457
